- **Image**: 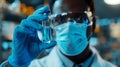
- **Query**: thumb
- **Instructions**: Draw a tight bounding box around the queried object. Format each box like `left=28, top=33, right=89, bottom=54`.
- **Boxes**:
left=40, top=40, right=57, bottom=50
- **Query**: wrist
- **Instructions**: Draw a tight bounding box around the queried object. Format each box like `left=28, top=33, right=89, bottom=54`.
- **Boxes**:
left=8, top=56, right=31, bottom=67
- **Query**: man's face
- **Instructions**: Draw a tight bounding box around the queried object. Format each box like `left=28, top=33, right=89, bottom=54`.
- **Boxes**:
left=52, top=0, right=94, bottom=56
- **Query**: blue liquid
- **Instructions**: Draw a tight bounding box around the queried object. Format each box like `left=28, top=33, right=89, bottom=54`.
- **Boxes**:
left=43, top=27, right=53, bottom=43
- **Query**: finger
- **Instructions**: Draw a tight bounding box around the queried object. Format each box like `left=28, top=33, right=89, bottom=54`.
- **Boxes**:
left=20, top=19, right=43, bottom=30
left=14, top=25, right=37, bottom=38
left=20, top=6, right=50, bottom=30
left=40, top=40, right=57, bottom=50
left=33, top=6, right=50, bottom=15
left=27, top=13, right=48, bottom=21
left=12, top=26, right=29, bottom=49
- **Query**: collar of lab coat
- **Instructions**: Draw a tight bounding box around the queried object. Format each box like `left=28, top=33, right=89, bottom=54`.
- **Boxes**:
left=56, top=46, right=96, bottom=67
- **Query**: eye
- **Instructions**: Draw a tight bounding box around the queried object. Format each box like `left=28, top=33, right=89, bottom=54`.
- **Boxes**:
left=76, top=17, right=83, bottom=23
left=67, top=18, right=74, bottom=22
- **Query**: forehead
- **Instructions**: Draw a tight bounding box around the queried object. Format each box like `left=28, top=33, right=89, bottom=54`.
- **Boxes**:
left=52, top=0, right=88, bottom=14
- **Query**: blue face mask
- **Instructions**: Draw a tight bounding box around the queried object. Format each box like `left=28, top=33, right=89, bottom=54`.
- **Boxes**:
left=54, top=20, right=89, bottom=56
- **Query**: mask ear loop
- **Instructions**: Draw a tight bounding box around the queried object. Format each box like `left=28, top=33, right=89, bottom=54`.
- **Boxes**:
left=92, top=16, right=96, bottom=32
left=84, top=11, right=95, bottom=41
left=86, top=16, right=96, bottom=41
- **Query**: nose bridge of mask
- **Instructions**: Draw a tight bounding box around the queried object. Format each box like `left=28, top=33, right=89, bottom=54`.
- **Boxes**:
left=55, top=22, right=87, bottom=39
left=68, top=17, right=90, bottom=26
left=54, top=19, right=89, bottom=36
left=55, top=20, right=88, bottom=30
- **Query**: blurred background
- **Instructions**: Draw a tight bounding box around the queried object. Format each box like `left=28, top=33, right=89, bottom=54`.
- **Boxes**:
left=0, top=0, right=120, bottom=66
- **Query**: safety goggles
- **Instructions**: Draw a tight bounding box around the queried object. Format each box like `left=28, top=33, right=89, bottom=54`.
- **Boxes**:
left=49, top=11, right=93, bottom=27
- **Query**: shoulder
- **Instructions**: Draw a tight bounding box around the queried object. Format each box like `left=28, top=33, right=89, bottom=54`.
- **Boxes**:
left=90, top=46, right=117, bottom=67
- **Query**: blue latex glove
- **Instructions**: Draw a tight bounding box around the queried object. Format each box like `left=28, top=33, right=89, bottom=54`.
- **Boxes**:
left=8, top=6, right=56, bottom=67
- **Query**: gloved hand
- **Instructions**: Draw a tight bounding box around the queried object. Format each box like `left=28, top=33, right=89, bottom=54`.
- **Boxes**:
left=8, top=6, right=56, bottom=67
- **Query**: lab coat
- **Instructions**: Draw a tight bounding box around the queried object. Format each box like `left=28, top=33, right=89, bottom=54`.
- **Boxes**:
left=29, top=46, right=117, bottom=67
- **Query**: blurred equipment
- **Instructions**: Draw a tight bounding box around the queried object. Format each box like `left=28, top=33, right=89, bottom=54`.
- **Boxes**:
left=104, top=0, right=120, bottom=5
left=8, top=0, right=21, bottom=13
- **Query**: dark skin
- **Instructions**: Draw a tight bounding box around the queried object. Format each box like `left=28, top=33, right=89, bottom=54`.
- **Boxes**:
left=63, top=45, right=92, bottom=64
left=53, top=0, right=93, bottom=64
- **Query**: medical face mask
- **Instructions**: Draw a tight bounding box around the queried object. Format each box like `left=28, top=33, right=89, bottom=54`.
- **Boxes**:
left=54, top=19, right=91, bottom=56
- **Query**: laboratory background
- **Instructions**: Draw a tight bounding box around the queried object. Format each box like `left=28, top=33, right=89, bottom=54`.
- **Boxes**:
left=0, top=0, right=120, bottom=66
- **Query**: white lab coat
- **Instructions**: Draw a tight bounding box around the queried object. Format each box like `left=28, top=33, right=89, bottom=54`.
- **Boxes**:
left=29, top=46, right=117, bottom=67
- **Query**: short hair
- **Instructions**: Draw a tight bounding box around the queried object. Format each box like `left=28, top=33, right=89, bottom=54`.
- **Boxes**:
left=47, top=0, right=56, bottom=13
left=47, top=0, right=95, bottom=14
left=85, top=0, right=95, bottom=15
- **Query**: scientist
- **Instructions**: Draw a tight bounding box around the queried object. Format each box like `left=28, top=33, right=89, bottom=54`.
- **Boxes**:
left=0, top=0, right=117, bottom=67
